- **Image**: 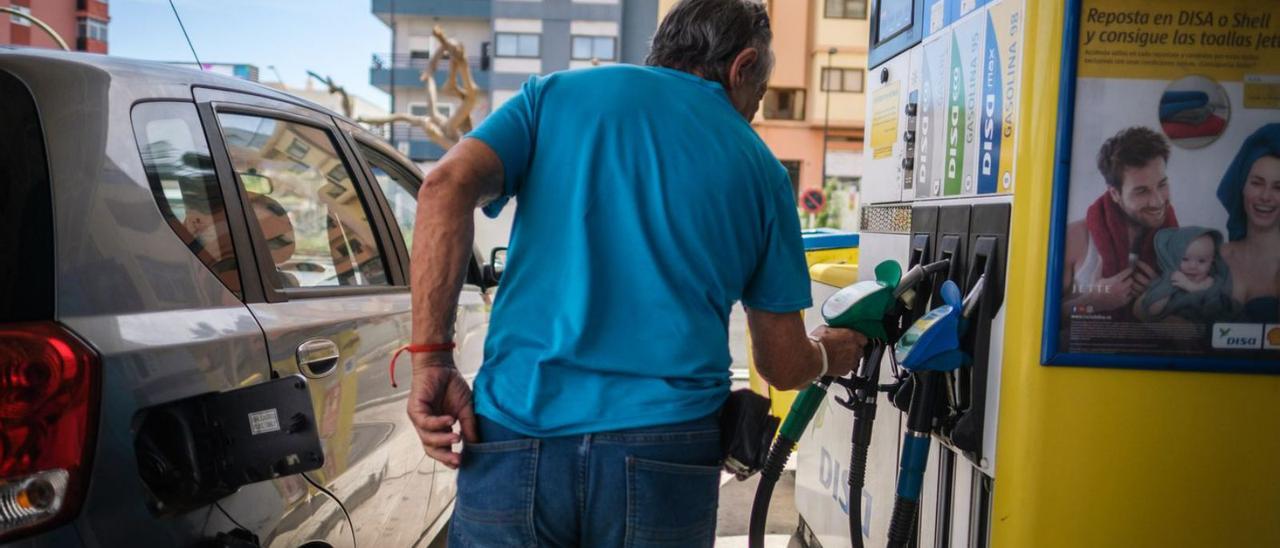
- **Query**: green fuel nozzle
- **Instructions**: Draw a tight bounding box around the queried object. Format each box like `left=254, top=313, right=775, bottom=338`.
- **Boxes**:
left=777, top=378, right=831, bottom=442
left=820, top=259, right=950, bottom=339
left=778, top=259, right=951, bottom=442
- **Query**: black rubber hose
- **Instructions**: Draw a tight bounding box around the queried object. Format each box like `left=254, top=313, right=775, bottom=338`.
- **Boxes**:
left=748, top=437, right=796, bottom=548
left=886, top=497, right=918, bottom=548
left=847, top=439, right=869, bottom=548
left=846, top=343, right=884, bottom=548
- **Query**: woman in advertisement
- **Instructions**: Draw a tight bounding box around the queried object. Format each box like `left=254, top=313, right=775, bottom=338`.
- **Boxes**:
left=1216, top=124, right=1280, bottom=323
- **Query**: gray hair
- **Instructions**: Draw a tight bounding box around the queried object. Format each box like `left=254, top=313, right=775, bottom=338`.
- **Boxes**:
left=645, top=0, right=774, bottom=92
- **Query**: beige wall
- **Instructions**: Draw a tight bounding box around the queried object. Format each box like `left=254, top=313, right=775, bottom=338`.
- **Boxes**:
left=767, top=0, right=811, bottom=89
left=809, top=51, right=868, bottom=125
left=814, top=7, right=870, bottom=50
left=658, top=0, right=679, bottom=18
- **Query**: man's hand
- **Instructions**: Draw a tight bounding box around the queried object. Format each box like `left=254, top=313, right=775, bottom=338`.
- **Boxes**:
left=1130, top=261, right=1157, bottom=297
left=407, top=358, right=479, bottom=469
left=808, top=325, right=869, bottom=379
left=746, top=308, right=870, bottom=390
left=1089, top=267, right=1135, bottom=311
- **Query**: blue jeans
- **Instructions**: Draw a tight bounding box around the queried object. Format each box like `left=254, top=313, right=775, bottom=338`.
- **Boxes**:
left=448, top=413, right=722, bottom=547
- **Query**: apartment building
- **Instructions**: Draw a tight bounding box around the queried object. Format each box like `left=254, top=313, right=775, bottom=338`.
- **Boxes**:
left=1, top=0, right=109, bottom=54
left=754, top=0, right=868, bottom=195
left=370, top=0, right=659, bottom=163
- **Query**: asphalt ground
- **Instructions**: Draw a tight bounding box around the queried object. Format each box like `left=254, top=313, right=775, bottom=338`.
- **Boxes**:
left=715, top=465, right=805, bottom=547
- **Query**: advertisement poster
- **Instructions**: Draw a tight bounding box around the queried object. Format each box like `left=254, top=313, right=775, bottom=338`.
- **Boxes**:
left=1055, top=0, right=1280, bottom=365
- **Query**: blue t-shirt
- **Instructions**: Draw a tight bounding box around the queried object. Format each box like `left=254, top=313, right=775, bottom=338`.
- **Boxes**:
left=468, top=65, right=811, bottom=437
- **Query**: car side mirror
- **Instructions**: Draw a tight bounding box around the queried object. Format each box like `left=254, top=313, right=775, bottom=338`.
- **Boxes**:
left=482, top=247, right=508, bottom=289
left=238, top=170, right=275, bottom=195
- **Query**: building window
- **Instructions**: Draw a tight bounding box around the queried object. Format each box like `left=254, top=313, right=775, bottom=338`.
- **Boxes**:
left=781, top=160, right=802, bottom=195
left=762, top=88, right=806, bottom=121
left=409, top=102, right=454, bottom=119
left=495, top=33, right=540, bottom=58
left=821, top=68, right=865, bottom=93
left=77, top=18, right=109, bottom=42
left=9, top=6, right=31, bottom=27
left=571, top=36, right=617, bottom=61
left=825, top=0, right=867, bottom=19
left=286, top=137, right=310, bottom=160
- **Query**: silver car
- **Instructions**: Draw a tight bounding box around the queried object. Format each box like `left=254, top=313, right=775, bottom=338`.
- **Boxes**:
left=0, top=48, right=493, bottom=547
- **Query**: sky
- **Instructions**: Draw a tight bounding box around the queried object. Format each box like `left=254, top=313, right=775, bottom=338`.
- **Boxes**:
left=110, top=0, right=390, bottom=107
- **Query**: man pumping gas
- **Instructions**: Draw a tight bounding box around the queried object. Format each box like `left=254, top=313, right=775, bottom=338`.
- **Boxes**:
left=405, top=0, right=867, bottom=545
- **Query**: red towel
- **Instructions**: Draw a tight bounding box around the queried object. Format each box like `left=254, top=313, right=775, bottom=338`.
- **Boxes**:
left=1085, top=193, right=1178, bottom=278
left=1161, top=115, right=1227, bottom=140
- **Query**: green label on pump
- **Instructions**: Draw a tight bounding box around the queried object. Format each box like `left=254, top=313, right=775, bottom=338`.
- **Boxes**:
left=945, top=33, right=966, bottom=196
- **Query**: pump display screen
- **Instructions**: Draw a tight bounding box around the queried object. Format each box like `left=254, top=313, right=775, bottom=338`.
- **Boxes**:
left=877, top=0, right=914, bottom=44
left=1045, top=0, right=1280, bottom=373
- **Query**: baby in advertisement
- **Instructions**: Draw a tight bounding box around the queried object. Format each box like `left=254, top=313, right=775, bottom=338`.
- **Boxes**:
left=1134, top=226, right=1236, bottom=322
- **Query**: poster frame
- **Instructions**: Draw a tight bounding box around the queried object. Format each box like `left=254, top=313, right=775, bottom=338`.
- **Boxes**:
left=1040, top=0, right=1280, bottom=374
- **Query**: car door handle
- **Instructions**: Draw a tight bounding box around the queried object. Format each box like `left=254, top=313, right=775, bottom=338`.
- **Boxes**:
left=297, top=339, right=340, bottom=378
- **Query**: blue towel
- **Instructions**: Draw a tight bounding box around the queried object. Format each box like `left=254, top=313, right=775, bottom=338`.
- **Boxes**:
left=1217, top=123, right=1280, bottom=242
left=1135, top=227, right=1236, bottom=322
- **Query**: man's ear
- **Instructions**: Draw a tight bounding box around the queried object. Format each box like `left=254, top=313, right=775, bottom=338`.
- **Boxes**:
left=728, top=47, right=759, bottom=90
left=1107, top=185, right=1122, bottom=204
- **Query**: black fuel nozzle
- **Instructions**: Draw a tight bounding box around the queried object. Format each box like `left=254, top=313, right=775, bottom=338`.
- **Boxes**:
left=962, top=275, right=987, bottom=320
left=892, top=258, right=951, bottom=300
left=833, top=343, right=886, bottom=411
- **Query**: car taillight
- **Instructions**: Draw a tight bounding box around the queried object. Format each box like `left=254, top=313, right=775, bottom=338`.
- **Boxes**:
left=0, top=322, right=98, bottom=541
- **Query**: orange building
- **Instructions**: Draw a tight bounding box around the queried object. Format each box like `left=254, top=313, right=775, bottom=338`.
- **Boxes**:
left=1, top=0, right=109, bottom=54
left=754, top=0, right=867, bottom=196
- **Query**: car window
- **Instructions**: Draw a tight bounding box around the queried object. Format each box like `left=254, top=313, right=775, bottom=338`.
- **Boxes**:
left=217, top=112, right=389, bottom=289
left=359, top=144, right=419, bottom=255
left=133, top=102, right=241, bottom=296
left=0, top=70, right=54, bottom=321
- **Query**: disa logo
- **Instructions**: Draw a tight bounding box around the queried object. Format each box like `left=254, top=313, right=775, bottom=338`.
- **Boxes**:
left=1212, top=323, right=1263, bottom=350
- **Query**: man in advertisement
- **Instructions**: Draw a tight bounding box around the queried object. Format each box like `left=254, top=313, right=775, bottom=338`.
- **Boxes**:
left=1062, top=126, right=1179, bottom=316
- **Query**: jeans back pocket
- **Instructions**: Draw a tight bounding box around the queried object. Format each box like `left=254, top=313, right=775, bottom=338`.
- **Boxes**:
left=450, top=439, right=540, bottom=547
left=624, top=456, right=720, bottom=547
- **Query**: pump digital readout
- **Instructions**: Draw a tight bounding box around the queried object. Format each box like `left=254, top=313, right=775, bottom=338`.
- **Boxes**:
left=878, top=0, right=915, bottom=43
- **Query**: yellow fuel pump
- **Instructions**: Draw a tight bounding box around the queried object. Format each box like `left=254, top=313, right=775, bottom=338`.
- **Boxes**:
left=791, top=1, right=1280, bottom=547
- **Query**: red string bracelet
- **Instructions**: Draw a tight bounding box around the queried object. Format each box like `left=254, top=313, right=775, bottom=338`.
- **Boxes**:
left=389, top=342, right=456, bottom=388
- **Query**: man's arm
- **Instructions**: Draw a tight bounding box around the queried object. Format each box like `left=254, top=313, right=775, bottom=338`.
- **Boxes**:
left=745, top=308, right=866, bottom=390
left=410, top=139, right=504, bottom=346
left=407, top=139, right=504, bottom=468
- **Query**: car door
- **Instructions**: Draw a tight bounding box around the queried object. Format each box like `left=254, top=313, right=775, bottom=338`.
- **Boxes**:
left=340, top=126, right=492, bottom=545
left=197, top=87, right=413, bottom=548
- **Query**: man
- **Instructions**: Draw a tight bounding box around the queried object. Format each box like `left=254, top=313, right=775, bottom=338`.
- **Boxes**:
left=1063, top=126, right=1177, bottom=315
left=406, top=0, right=867, bottom=545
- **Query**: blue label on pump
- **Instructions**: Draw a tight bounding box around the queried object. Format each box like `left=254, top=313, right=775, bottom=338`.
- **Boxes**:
left=977, top=11, right=1002, bottom=194
left=896, top=434, right=932, bottom=500
left=896, top=281, right=964, bottom=369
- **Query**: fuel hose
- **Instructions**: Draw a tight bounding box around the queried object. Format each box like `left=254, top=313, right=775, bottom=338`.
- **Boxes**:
left=845, top=343, right=886, bottom=548
left=886, top=371, right=940, bottom=548
left=747, top=377, right=831, bottom=548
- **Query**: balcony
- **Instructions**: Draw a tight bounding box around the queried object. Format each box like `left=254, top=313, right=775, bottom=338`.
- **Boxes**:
left=370, top=53, right=490, bottom=92
left=372, top=0, right=490, bottom=20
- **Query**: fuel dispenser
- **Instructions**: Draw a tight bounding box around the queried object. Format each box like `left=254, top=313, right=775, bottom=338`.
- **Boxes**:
left=792, top=0, right=1280, bottom=547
